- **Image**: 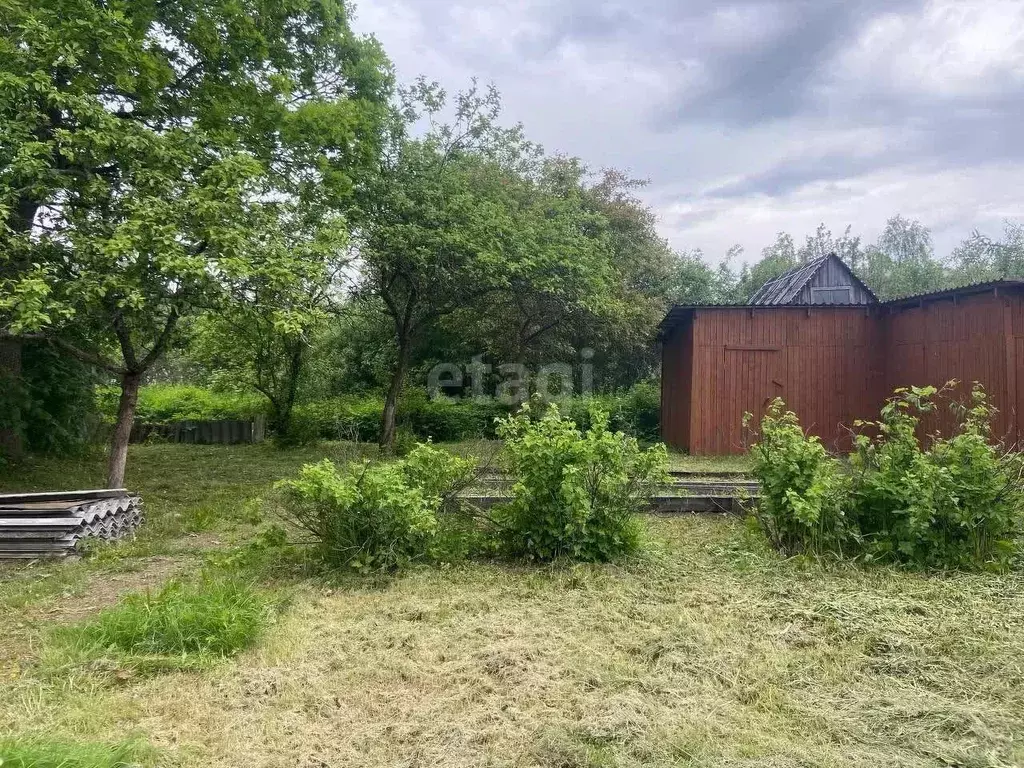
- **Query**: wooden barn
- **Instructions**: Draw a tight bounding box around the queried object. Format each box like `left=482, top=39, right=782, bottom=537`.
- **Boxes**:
left=659, top=254, right=1024, bottom=454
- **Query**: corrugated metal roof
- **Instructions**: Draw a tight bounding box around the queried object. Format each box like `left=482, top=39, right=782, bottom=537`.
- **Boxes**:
left=882, top=278, right=1024, bottom=305
left=747, top=255, right=831, bottom=305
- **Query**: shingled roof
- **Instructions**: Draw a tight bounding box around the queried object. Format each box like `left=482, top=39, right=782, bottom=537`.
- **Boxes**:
left=748, top=253, right=877, bottom=306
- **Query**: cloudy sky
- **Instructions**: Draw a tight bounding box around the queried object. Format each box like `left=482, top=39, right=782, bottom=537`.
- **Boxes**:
left=352, top=0, right=1024, bottom=264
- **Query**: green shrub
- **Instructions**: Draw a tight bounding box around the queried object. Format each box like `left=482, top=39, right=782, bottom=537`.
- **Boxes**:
left=52, top=578, right=273, bottom=668
left=849, top=384, right=1022, bottom=569
left=98, top=384, right=267, bottom=425
left=401, top=391, right=510, bottom=442
left=749, top=384, right=1023, bottom=570
left=275, top=443, right=478, bottom=572
left=101, top=384, right=659, bottom=445
left=0, top=736, right=154, bottom=768
left=495, top=402, right=668, bottom=562
left=746, top=400, right=849, bottom=557
left=288, top=396, right=383, bottom=443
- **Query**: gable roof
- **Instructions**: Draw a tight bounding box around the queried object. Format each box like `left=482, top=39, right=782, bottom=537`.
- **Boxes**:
left=747, top=253, right=877, bottom=306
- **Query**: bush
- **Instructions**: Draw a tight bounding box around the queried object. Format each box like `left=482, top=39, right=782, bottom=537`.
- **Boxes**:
left=849, top=384, right=1022, bottom=569
left=748, top=383, right=1023, bottom=569
left=0, top=736, right=154, bottom=768
left=99, top=383, right=660, bottom=445
left=746, top=400, right=848, bottom=557
left=98, top=383, right=267, bottom=425
left=495, top=402, right=668, bottom=562
left=275, top=443, right=478, bottom=572
left=52, top=578, right=273, bottom=668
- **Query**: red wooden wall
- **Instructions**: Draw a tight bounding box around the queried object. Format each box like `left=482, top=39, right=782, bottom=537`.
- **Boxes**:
left=881, top=292, right=1020, bottom=444
left=661, top=289, right=1024, bottom=455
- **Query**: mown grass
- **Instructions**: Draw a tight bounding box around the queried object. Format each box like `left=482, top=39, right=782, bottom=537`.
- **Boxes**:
left=0, top=442, right=1021, bottom=767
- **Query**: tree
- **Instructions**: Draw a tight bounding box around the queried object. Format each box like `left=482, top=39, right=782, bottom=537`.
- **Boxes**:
left=947, top=222, right=1024, bottom=285
left=357, top=82, right=622, bottom=449
left=0, top=0, right=391, bottom=485
left=797, top=224, right=863, bottom=269
left=190, top=208, right=348, bottom=440
left=863, top=215, right=945, bottom=298
left=667, top=249, right=725, bottom=305
left=735, top=233, right=796, bottom=299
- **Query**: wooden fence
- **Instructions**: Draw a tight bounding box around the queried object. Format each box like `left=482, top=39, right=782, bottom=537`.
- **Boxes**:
left=129, top=417, right=266, bottom=445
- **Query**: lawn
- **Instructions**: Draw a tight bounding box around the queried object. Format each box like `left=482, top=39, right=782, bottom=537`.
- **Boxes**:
left=1, top=444, right=1022, bottom=767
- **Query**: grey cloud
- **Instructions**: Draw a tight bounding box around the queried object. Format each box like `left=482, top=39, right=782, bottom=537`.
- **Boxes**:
left=356, top=0, right=1024, bottom=257
left=707, top=90, right=1024, bottom=201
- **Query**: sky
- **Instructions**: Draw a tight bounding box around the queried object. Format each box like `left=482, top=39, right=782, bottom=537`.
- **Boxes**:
left=351, top=0, right=1024, bottom=265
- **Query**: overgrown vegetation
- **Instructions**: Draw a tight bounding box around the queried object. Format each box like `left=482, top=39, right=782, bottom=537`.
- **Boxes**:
left=495, top=403, right=668, bottom=562
left=2, top=443, right=1024, bottom=767
left=744, top=401, right=849, bottom=557
left=275, top=443, right=479, bottom=572
left=51, top=578, right=275, bottom=671
left=272, top=403, right=667, bottom=568
left=100, top=381, right=662, bottom=445
left=748, top=383, right=1024, bottom=569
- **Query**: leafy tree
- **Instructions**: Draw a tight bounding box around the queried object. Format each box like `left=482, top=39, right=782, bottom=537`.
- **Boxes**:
left=736, top=233, right=796, bottom=299
left=357, top=82, right=621, bottom=449
left=947, top=222, right=1024, bottom=285
left=797, top=224, right=863, bottom=269
left=0, top=0, right=391, bottom=484
left=667, top=249, right=728, bottom=305
left=189, top=208, right=348, bottom=440
left=862, top=215, right=945, bottom=298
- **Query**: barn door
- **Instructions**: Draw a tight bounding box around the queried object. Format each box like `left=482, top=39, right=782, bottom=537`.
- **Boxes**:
left=725, top=345, right=783, bottom=450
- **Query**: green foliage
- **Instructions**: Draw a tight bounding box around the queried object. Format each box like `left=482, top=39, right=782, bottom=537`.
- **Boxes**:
left=275, top=443, right=478, bottom=572
left=0, top=736, right=154, bottom=768
left=0, top=341, right=101, bottom=455
left=749, top=384, right=1023, bottom=569
left=287, top=396, right=389, bottom=443
left=566, top=381, right=661, bottom=442
left=262, top=385, right=659, bottom=445
left=97, top=384, right=266, bottom=425
left=745, top=400, right=848, bottom=557
left=496, top=402, right=667, bottom=562
left=850, top=384, right=1022, bottom=568
left=52, top=578, right=273, bottom=669
left=1, top=0, right=392, bottom=483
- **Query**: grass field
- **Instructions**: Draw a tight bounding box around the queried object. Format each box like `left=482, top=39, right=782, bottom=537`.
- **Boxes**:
left=1, top=443, right=1022, bottom=767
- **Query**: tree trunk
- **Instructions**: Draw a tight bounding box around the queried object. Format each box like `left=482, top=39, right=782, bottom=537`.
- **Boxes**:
left=107, top=372, right=141, bottom=488
left=379, top=333, right=412, bottom=453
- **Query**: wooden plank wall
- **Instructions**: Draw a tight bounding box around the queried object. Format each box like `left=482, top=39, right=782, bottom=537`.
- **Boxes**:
left=882, top=292, right=1019, bottom=444
left=660, top=318, right=693, bottom=449
left=796, top=257, right=875, bottom=305
left=682, top=307, right=882, bottom=455
left=661, top=290, right=1024, bottom=455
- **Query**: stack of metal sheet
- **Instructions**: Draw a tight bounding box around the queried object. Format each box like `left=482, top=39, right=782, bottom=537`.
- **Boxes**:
left=0, top=489, right=143, bottom=560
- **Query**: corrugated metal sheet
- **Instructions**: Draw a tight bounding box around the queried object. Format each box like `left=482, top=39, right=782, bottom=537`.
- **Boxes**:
left=748, top=254, right=877, bottom=306
left=0, top=490, right=143, bottom=559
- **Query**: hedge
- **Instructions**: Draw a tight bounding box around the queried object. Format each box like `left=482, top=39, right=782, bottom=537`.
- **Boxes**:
left=97, top=384, right=267, bottom=424
left=104, top=382, right=661, bottom=443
